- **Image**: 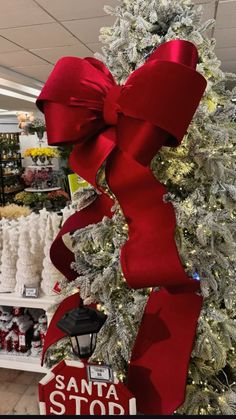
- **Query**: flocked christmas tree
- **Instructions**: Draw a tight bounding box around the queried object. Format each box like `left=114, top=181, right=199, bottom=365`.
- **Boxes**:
left=44, top=0, right=236, bottom=415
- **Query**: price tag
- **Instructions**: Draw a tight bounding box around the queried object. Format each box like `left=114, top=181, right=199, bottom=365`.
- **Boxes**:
left=87, top=365, right=113, bottom=383
left=23, top=285, right=39, bottom=298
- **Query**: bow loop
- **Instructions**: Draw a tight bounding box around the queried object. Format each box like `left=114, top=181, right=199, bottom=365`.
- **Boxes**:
left=36, top=56, right=117, bottom=145
left=147, top=39, right=198, bottom=68
left=118, top=44, right=206, bottom=145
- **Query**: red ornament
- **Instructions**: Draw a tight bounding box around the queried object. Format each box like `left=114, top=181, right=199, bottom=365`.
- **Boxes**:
left=39, top=360, right=136, bottom=415
left=12, top=307, right=24, bottom=316
left=37, top=39, right=206, bottom=414
left=52, top=282, right=61, bottom=294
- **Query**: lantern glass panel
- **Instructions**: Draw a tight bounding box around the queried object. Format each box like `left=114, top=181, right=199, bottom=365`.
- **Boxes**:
left=70, top=336, right=80, bottom=357
left=71, top=334, right=97, bottom=358
left=91, top=333, right=97, bottom=352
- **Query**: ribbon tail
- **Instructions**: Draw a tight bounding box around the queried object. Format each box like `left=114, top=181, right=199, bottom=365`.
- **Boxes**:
left=50, top=129, right=116, bottom=280
left=41, top=292, right=81, bottom=365
left=128, top=289, right=203, bottom=414
left=42, top=132, right=115, bottom=363
left=50, top=194, right=113, bottom=281
left=50, top=212, right=83, bottom=281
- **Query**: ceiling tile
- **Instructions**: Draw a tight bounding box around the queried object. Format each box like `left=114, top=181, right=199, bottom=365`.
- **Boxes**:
left=0, top=50, right=47, bottom=67
left=220, top=60, right=236, bottom=73
left=12, top=64, right=54, bottom=82
left=63, top=16, right=115, bottom=43
left=0, top=0, right=54, bottom=28
left=36, top=0, right=118, bottom=20
left=0, top=37, right=22, bottom=53
left=31, top=43, right=92, bottom=63
left=215, top=46, right=236, bottom=61
left=214, top=27, right=236, bottom=48
left=216, top=0, right=236, bottom=28
left=0, top=23, right=78, bottom=49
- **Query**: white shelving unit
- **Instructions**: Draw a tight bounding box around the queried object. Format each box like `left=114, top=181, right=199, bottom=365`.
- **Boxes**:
left=0, top=292, right=56, bottom=311
left=0, top=352, right=48, bottom=373
left=0, top=292, right=57, bottom=373
left=27, top=165, right=54, bottom=169
left=24, top=187, right=61, bottom=192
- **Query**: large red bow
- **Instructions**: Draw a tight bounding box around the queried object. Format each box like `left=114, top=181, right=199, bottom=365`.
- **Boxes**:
left=37, top=39, right=206, bottom=415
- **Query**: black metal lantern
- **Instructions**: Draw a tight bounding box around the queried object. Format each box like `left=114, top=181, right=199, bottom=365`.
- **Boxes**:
left=57, top=300, right=107, bottom=359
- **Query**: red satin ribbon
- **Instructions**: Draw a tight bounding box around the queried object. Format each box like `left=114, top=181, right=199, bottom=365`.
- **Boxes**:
left=37, top=39, right=206, bottom=414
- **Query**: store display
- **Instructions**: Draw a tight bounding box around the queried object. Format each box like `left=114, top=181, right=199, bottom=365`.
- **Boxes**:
left=19, top=146, right=69, bottom=212
left=30, top=330, right=42, bottom=357
left=0, top=133, right=24, bottom=205
left=0, top=227, right=18, bottom=293
left=41, top=214, right=64, bottom=296
left=0, top=305, right=47, bottom=357
left=22, top=166, right=57, bottom=190
left=39, top=359, right=136, bottom=415
left=28, top=211, right=45, bottom=276
left=0, top=208, right=74, bottom=297
left=37, top=38, right=206, bottom=416
left=0, top=204, right=31, bottom=220
left=15, top=227, right=40, bottom=296
left=18, top=116, right=46, bottom=140
left=68, top=173, right=88, bottom=199
left=37, top=314, right=47, bottom=347
left=0, top=307, right=12, bottom=349
left=23, top=148, right=61, bottom=192
left=23, top=147, right=59, bottom=166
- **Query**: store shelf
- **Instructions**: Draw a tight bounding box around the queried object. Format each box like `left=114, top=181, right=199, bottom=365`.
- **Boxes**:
left=3, top=173, right=20, bottom=178
left=27, top=165, right=54, bottom=169
left=1, top=186, right=24, bottom=194
left=1, top=158, right=22, bottom=163
left=25, top=187, right=61, bottom=192
left=0, top=135, right=23, bottom=204
left=0, top=292, right=57, bottom=373
left=0, top=352, right=48, bottom=373
left=0, top=292, right=57, bottom=311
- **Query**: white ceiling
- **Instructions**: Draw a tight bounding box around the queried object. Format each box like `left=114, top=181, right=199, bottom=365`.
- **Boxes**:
left=0, top=0, right=235, bottom=113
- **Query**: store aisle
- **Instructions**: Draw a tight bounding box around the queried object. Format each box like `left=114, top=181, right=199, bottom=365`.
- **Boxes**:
left=0, top=368, right=44, bottom=415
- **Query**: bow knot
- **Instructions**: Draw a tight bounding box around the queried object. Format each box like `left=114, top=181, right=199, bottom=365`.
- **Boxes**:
left=103, top=85, right=122, bottom=125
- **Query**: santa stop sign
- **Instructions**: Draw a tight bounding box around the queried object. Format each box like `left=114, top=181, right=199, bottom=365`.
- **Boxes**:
left=38, top=360, right=136, bottom=415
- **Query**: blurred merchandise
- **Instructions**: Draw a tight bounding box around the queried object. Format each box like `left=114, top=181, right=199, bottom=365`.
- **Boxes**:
left=0, top=133, right=24, bottom=205
left=0, top=305, right=48, bottom=356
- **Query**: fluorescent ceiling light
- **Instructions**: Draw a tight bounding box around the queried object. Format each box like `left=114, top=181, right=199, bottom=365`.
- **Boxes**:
left=0, top=77, right=40, bottom=97
left=0, top=110, right=20, bottom=115
left=0, top=87, right=36, bottom=102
